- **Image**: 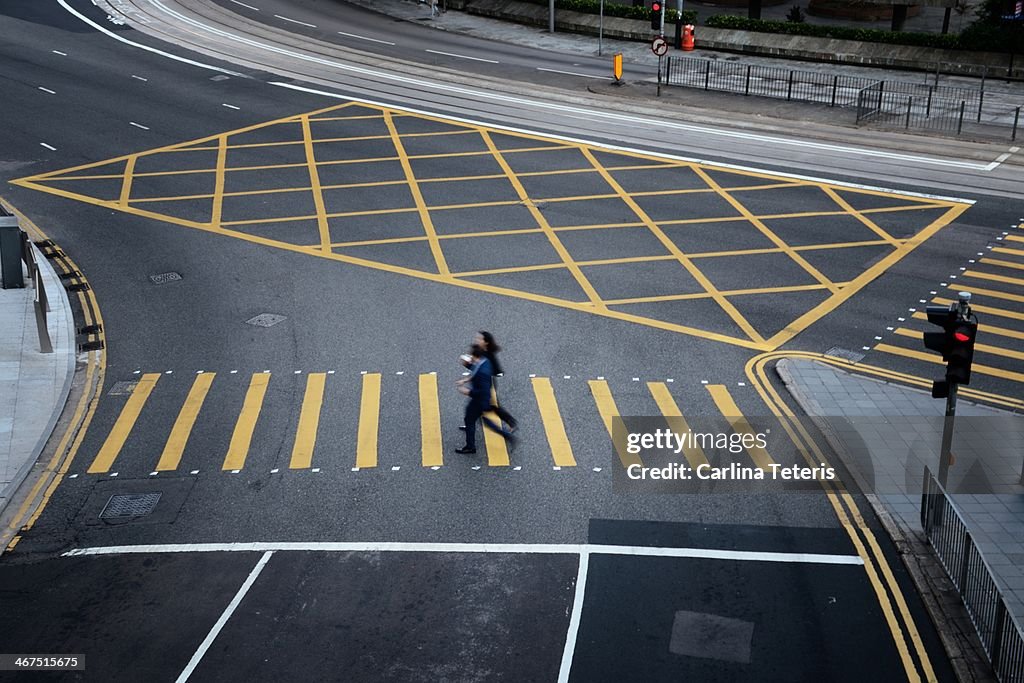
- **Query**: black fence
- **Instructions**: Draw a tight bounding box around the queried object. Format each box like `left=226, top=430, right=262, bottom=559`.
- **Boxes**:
left=662, top=56, right=1021, bottom=140
left=921, top=469, right=1024, bottom=682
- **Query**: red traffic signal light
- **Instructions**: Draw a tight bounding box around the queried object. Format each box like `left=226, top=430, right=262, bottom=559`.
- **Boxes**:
left=651, top=1, right=663, bottom=29
left=652, top=1, right=661, bottom=10
left=922, top=302, right=977, bottom=387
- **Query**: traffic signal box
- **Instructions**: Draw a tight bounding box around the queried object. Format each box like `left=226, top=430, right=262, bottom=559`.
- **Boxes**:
left=651, top=1, right=662, bottom=30
left=923, top=303, right=978, bottom=397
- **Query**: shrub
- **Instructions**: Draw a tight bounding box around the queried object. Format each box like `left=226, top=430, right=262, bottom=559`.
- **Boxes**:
left=517, top=0, right=698, bottom=25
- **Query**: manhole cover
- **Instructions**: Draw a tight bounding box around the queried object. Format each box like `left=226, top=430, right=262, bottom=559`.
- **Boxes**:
left=824, top=347, right=866, bottom=363
left=100, top=492, right=161, bottom=519
left=246, top=313, right=286, bottom=327
left=150, top=271, right=182, bottom=285
left=108, top=381, right=139, bottom=396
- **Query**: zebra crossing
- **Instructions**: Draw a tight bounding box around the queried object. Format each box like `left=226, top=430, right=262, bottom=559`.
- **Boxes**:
left=74, top=371, right=779, bottom=478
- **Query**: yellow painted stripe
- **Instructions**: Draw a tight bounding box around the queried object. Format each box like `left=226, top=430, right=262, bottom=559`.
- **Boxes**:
left=947, top=285, right=1024, bottom=305
left=705, top=385, right=774, bottom=469
left=932, top=297, right=1024, bottom=321
left=588, top=379, right=641, bottom=468
left=356, top=373, right=381, bottom=469
left=532, top=378, right=576, bottom=467
left=875, top=344, right=1024, bottom=383
left=223, top=373, right=270, bottom=471
left=963, top=269, right=1024, bottom=287
left=993, top=246, right=1024, bottom=258
left=156, top=373, right=215, bottom=471
left=647, top=382, right=709, bottom=468
left=894, top=327, right=1024, bottom=360
left=88, top=373, right=160, bottom=473
left=419, top=374, right=443, bottom=467
left=300, top=116, right=332, bottom=252
left=290, top=373, right=326, bottom=469
left=209, top=135, right=227, bottom=228
left=913, top=311, right=1024, bottom=341
left=484, top=386, right=510, bottom=467
left=118, top=155, right=136, bottom=207
left=1006, top=234, right=1024, bottom=243
left=981, top=257, right=1024, bottom=272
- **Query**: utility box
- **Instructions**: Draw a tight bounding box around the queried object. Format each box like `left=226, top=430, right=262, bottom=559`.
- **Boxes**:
left=0, top=214, right=24, bottom=289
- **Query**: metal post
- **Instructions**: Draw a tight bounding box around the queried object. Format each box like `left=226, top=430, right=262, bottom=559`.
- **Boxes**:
left=704, top=60, right=710, bottom=90
left=830, top=74, right=838, bottom=106
left=657, top=54, right=662, bottom=97
left=1013, top=106, right=1019, bottom=142
left=666, top=56, right=672, bottom=84
left=787, top=70, right=794, bottom=100
left=991, top=600, right=1007, bottom=670
left=926, top=88, right=933, bottom=118
left=977, top=90, right=984, bottom=123
left=745, top=65, right=751, bottom=95
left=937, top=381, right=958, bottom=487
left=549, top=0, right=555, bottom=32
left=674, top=0, right=684, bottom=49
left=958, top=531, right=973, bottom=590
left=905, top=95, right=913, bottom=128
left=957, top=100, right=965, bottom=135
left=598, top=0, right=604, bottom=55
left=34, top=269, right=53, bottom=354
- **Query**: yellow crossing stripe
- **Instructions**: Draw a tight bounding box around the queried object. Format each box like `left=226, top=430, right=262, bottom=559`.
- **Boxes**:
left=993, top=246, right=1024, bottom=257
left=419, top=374, right=443, bottom=467
left=532, top=377, right=576, bottom=467
left=1006, top=235, right=1024, bottom=243
left=484, top=387, right=510, bottom=467
left=932, top=297, right=1024, bottom=322
left=705, top=384, right=774, bottom=469
left=157, top=373, right=215, bottom=471
left=588, top=379, right=641, bottom=468
left=647, top=382, right=709, bottom=468
left=980, top=257, right=1024, bottom=272
left=89, top=373, right=161, bottom=473
left=875, top=344, right=1024, bottom=383
left=963, top=269, right=1024, bottom=288
left=223, top=373, right=270, bottom=471
left=912, top=311, right=1024, bottom=342
left=894, top=327, right=1024, bottom=360
left=949, top=285, right=1024, bottom=305
left=356, top=373, right=381, bottom=468
left=290, top=373, right=326, bottom=469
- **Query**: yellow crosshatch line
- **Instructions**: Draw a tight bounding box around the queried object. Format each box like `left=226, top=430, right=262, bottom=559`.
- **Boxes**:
left=11, top=99, right=970, bottom=351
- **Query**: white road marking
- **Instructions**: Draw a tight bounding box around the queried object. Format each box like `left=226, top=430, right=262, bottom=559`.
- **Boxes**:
left=38, top=87, right=56, bottom=94
left=56, top=0, right=243, bottom=76
left=426, top=49, right=498, bottom=64
left=558, top=552, right=589, bottom=683
left=230, top=0, right=260, bottom=9
left=62, top=542, right=864, bottom=565
left=337, top=31, right=395, bottom=45
left=131, top=74, right=148, bottom=81
left=176, top=551, right=273, bottom=683
left=987, top=146, right=1020, bottom=170
left=40, top=143, right=57, bottom=151
left=52, top=50, right=67, bottom=56
left=537, top=67, right=612, bottom=80
left=273, top=14, right=316, bottom=28
left=222, top=103, right=240, bottom=110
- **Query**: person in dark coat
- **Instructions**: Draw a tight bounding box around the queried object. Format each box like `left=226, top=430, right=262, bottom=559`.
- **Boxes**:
left=461, top=331, right=518, bottom=432
left=455, top=344, right=515, bottom=454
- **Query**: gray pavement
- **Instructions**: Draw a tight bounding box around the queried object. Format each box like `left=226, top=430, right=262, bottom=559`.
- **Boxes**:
left=778, top=357, right=1024, bottom=624
left=0, top=216, right=76, bottom=520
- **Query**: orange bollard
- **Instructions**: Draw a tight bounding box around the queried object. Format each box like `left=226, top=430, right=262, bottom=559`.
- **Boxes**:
left=682, top=24, right=695, bottom=51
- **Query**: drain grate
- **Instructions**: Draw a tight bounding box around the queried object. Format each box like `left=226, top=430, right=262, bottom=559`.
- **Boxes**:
left=108, top=381, right=139, bottom=396
left=246, top=313, right=286, bottom=328
left=100, top=492, right=161, bottom=519
left=150, top=271, right=182, bottom=285
left=824, top=347, right=866, bottom=363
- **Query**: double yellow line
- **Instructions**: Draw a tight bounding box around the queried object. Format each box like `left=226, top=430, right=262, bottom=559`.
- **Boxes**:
left=1, top=199, right=107, bottom=553
left=747, top=350, right=938, bottom=682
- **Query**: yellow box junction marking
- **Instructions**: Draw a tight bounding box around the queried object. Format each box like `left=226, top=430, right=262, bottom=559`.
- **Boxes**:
left=290, top=373, right=327, bottom=469
left=13, top=100, right=970, bottom=351
left=224, top=373, right=270, bottom=471
left=419, top=373, right=443, bottom=468
left=157, top=372, right=215, bottom=471
left=89, top=373, right=160, bottom=473
left=532, top=377, right=576, bottom=467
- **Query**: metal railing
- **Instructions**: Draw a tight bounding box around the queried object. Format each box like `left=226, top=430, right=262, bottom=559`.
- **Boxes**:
left=662, top=56, right=1021, bottom=140
left=921, top=468, right=1024, bottom=682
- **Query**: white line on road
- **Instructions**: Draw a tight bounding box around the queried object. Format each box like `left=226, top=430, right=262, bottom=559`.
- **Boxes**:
left=230, top=0, right=260, bottom=9
left=52, top=50, right=67, bottom=56
left=337, top=31, right=395, bottom=45
left=558, top=551, right=589, bottom=683
left=222, top=103, right=240, bottom=109
left=175, top=551, right=273, bottom=683
left=40, top=143, right=57, bottom=151
left=56, top=0, right=243, bottom=76
left=988, top=146, right=1020, bottom=170
left=425, top=49, right=498, bottom=64
left=38, top=87, right=56, bottom=94
left=61, top=541, right=864, bottom=565
left=273, top=14, right=316, bottom=28
left=131, top=75, right=148, bottom=81
left=537, top=67, right=612, bottom=80
left=129, top=122, right=150, bottom=130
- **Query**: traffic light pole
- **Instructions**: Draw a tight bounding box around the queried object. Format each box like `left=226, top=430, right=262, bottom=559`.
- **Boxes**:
left=937, top=381, right=958, bottom=487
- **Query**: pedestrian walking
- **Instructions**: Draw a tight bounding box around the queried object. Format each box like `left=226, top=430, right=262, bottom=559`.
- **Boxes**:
left=455, top=344, right=515, bottom=455
left=471, top=330, right=518, bottom=431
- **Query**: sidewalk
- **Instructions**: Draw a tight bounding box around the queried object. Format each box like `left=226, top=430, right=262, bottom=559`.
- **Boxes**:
left=778, top=358, right=1024, bottom=625
left=0, top=224, right=76, bottom=520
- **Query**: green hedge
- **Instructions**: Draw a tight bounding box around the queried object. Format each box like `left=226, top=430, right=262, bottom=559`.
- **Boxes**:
left=518, top=0, right=698, bottom=25
left=704, top=14, right=1020, bottom=52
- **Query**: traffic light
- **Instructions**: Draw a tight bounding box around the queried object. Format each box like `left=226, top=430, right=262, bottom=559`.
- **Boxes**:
left=651, top=1, right=662, bottom=30
left=922, top=301, right=978, bottom=397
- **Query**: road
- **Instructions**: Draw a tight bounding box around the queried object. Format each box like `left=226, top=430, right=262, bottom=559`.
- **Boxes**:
left=1, top=0, right=1021, bottom=680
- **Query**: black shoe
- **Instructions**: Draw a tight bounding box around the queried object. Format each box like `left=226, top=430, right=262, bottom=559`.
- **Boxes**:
left=455, top=446, right=476, bottom=454
left=505, top=433, right=517, bottom=452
